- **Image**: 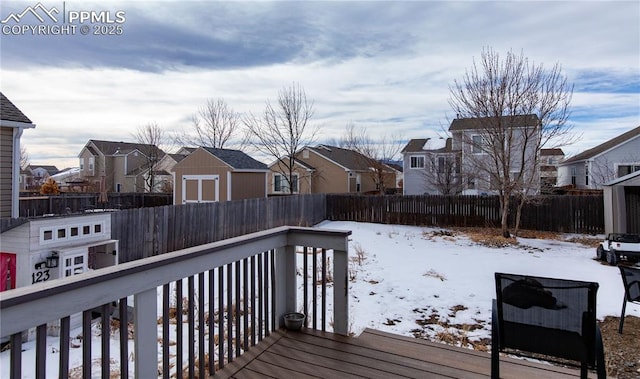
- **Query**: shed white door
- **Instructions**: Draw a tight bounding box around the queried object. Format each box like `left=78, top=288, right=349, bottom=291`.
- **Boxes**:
left=62, top=250, right=88, bottom=277
left=182, top=175, right=219, bottom=203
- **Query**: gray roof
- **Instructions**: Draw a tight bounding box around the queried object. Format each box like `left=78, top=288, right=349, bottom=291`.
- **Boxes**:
left=28, top=165, right=59, bottom=175
left=88, top=139, right=166, bottom=159
left=202, top=147, right=267, bottom=170
left=562, top=125, right=640, bottom=164
left=401, top=139, right=430, bottom=153
left=307, top=145, right=382, bottom=171
left=449, top=114, right=539, bottom=131
left=1, top=92, right=34, bottom=124
left=540, top=148, right=565, bottom=156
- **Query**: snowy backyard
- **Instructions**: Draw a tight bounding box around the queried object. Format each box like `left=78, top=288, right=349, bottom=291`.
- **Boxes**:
left=2, top=220, right=638, bottom=378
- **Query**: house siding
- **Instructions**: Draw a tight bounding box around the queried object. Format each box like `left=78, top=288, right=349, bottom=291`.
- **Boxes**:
left=231, top=172, right=267, bottom=199
left=297, top=149, right=351, bottom=193
left=403, top=153, right=430, bottom=195
left=0, top=127, right=14, bottom=217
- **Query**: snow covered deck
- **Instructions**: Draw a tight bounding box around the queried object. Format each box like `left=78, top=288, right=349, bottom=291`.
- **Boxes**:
left=214, top=328, right=595, bottom=379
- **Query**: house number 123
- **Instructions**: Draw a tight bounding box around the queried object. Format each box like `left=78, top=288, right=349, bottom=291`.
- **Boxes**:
left=32, top=270, right=50, bottom=284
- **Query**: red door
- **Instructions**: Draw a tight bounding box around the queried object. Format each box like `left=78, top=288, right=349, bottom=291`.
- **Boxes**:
left=0, top=252, right=17, bottom=291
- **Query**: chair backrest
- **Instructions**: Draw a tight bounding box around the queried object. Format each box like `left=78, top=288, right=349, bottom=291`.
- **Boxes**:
left=620, top=266, right=640, bottom=302
left=495, top=273, right=599, bottom=365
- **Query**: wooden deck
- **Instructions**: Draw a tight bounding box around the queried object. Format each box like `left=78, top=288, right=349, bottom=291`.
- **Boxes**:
left=213, top=328, right=595, bottom=379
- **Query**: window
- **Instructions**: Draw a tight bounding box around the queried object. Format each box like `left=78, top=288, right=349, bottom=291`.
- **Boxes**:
left=88, top=157, right=94, bottom=171
left=273, top=173, right=299, bottom=193
left=472, top=135, right=485, bottom=154
left=79, top=158, right=84, bottom=170
left=617, top=164, right=640, bottom=177
left=83, top=225, right=91, bottom=235
left=410, top=156, right=425, bottom=169
left=571, top=167, right=577, bottom=186
left=94, top=224, right=102, bottom=233
left=585, top=163, right=589, bottom=186
left=70, top=227, right=79, bottom=237
left=437, top=157, right=445, bottom=173
left=274, top=174, right=282, bottom=192
left=57, top=228, right=66, bottom=239
left=302, top=149, right=309, bottom=159
left=43, top=230, right=53, bottom=241
left=116, top=183, right=122, bottom=193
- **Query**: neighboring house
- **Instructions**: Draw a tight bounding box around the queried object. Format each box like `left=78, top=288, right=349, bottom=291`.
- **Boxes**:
left=402, top=138, right=461, bottom=195
left=268, top=145, right=397, bottom=195
left=539, top=148, right=565, bottom=193
left=23, top=164, right=59, bottom=190
left=153, top=147, right=196, bottom=193
left=77, top=140, right=166, bottom=193
left=603, top=170, right=640, bottom=234
left=0, top=92, right=36, bottom=218
left=172, top=147, right=268, bottom=204
left=557, top=125, right=640, bottom=190
left=404, top=115, right=542, bottom=195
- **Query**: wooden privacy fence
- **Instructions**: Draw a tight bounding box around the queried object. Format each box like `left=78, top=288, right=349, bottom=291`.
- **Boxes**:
left=326, top=194, right=604, bottom=234
left=19, top=193, right=172, bottom=217
left=111, top=194, right=327, bottom=263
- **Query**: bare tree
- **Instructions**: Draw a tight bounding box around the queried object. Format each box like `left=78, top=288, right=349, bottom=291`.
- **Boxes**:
left=341, top=123, right=403, bottom=194
left=132, top=122, right=166, bottom=192
left=449, top=48, right=574, bottom=237
left=176, top=98, right=245, bottom=149
left=423, top=153, right=464, bottom=195
left=244, top=83, right=317, bottom=193
left=19, top=144, right=30, bottom=170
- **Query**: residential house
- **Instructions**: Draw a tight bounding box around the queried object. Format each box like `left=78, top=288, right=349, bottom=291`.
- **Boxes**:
left=403, top=114, right=542, bottom=195
left=539, top=148, right=565, bottom=193
left=450, top=114, right=541, bottom=195
left=557, top=125, right=640, bottom=189
left=0, top=92, right=36, bottom=218
left=77, top=140, right=166, bottom=193
left=402, top=138, right=461, bottom=195
left=22, top=164, right=59, bottom=190
left=153, top=147, right=196, bottom=193
left=172, top=147, right=268, bottom=204
left=268, top=144, right=397, bottom=195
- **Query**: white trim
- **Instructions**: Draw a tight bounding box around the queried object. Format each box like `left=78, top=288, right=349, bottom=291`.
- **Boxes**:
left=181, top=174, right=219, bottom=203
left=227, top=171, right=232, bottom=201
left=0, top=120, right=35, bottom=129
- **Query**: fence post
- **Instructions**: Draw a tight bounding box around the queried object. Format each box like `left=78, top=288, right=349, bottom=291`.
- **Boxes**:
left=134, top=288, right=157, bottom=379
left=333, top=244, right=349, bottom=335
left=274, top=244, right=297, bottom=329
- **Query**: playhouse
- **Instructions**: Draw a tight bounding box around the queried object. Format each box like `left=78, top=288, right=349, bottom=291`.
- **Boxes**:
left=0, top=213, right=118, bottom=290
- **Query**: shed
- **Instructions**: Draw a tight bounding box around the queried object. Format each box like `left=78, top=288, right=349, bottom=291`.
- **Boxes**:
left=603, top=170, right=640, bottom=234
left=172, top=147, right=268, bottom=204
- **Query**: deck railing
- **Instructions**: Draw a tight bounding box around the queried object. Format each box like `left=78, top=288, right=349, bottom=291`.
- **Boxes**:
left=0, top=226, right=351, bottom=378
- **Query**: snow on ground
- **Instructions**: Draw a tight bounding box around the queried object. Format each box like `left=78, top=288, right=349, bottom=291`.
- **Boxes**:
left=3, top=221, right=638, bottom=378
left=318, top=221, right=640, bottom=343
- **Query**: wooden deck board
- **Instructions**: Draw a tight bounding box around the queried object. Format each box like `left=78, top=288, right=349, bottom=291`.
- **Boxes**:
left=212, top=328, right=595, bottom=379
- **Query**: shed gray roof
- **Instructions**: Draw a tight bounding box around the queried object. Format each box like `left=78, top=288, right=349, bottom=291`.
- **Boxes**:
left=562, top=125, right=640, bottom=164
left=0, top=92, right=34, bottom=125
left=449, top=114, right=539, bottom=131
left=202, top=147, right=267, bottom=170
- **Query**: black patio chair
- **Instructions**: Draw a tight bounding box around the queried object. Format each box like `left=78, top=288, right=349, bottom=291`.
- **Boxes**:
left=492, top=273, right=606, bottom=379
left=618, top=266, right=640, bottom=334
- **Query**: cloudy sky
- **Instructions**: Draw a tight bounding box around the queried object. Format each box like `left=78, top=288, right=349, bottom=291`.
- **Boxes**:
left=2, top=0, right=639, bottom=169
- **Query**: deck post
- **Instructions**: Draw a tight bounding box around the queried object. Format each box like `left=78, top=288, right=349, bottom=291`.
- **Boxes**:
left=333, top=246, right=349, bottom=335
left=275, top=244, right=297, bottom=329
left=134, top=288, right=158, bottom=379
